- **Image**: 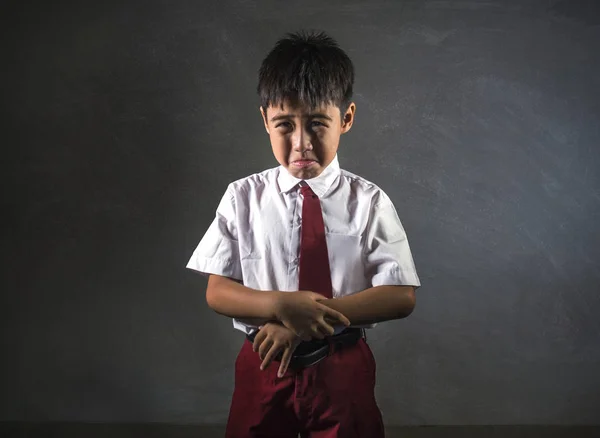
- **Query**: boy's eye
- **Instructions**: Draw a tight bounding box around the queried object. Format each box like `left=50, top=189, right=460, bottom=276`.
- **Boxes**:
left=275, top=121, right=293, bottom=129
left=310, top=121, right=325, bottom=128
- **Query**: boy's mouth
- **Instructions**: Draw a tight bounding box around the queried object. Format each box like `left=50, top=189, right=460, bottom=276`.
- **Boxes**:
left=291, top=160, right=317, bottom=168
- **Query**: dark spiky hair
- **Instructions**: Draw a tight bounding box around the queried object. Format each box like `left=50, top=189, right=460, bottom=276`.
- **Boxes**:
left=257, top=31, right=354, bottom=114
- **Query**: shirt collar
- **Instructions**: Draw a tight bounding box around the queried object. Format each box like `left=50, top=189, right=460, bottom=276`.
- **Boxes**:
left=277, top=155, right=341, bottom=198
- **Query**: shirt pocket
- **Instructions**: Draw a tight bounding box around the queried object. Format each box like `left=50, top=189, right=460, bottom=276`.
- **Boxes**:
left=325, top=233, right=368, bottom=297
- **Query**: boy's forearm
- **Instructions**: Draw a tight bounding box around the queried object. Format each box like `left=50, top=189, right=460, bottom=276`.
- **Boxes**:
left=319, top=285, right=416, bottom=326
left=206, top=274, right=279, bottom=324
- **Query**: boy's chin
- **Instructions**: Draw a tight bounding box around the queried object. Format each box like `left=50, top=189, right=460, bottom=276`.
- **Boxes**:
left=287, top=165, right=323, bottom=180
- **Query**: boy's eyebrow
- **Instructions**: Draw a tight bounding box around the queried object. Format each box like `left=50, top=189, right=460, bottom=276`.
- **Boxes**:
left=270, top=113, right=333, bottom=122
left=310, top=113, right=333, bottom=121
left=270, top=114, right=291, bottom=122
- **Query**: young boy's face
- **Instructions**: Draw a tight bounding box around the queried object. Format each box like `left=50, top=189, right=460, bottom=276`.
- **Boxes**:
left=260, top=100, right=356, bottom=180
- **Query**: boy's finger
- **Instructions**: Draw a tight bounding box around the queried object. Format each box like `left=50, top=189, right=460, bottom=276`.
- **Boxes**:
left=260, top=344, right=280, bottom=371
left=258, top=338, right=274, bottom=360
left=310, top=324, right=325, bottom=340
left=252, top=330, right=266, bottom=352
left=320, top=305, right=351, bottom=326
left=324, top=315, right=342, bottom=328
left=278, top=347, right=294, bottom=377
left=318, top=320, right=335, bottom=337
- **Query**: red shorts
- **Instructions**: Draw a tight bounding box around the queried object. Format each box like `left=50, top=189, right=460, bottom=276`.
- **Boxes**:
left=225, top=338, right=385, bottom=438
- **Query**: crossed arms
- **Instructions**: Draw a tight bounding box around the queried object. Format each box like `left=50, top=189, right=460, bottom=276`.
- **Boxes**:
left=206, top=275, right=416, bottom=377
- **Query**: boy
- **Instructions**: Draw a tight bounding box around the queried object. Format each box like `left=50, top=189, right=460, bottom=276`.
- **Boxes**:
left=187, top=31, right=420, bottom=438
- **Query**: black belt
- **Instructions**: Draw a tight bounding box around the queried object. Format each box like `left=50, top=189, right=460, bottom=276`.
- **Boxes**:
left=246, top=328, right=365, bottom=369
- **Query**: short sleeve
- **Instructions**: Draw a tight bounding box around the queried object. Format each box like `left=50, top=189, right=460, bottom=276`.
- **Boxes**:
left=363, top=196, right=421, bottom=289
left=186, top=185, right=243, bottom=280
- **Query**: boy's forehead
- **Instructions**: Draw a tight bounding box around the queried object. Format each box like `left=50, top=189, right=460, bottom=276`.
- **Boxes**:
left=266, top=100, right=338, bottom=118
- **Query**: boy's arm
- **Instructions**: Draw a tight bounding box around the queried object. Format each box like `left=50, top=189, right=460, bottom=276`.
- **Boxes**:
left=206, top=274, right=278, bottom=324
left=320, top=190, right=419, bottom=326
left=319, top=285, right=416, bottom=326
left=206, top=274, right=351, bottom=340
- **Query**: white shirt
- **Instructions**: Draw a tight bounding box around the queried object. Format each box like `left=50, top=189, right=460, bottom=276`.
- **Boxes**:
left=186, top=155, right=421, bottom=334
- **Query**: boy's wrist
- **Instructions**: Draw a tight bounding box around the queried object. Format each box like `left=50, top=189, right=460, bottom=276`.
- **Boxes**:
left=265, top=290, right=284, bottom=321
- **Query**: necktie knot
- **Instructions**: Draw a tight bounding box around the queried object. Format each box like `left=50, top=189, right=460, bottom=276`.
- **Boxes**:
left=301, top=184, right=317, bottom=199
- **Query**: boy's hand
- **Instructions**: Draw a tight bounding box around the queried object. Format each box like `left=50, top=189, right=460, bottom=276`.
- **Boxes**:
left=274, top=291, right=351, bottom=341
left=252, top=322, right=302, bottom=377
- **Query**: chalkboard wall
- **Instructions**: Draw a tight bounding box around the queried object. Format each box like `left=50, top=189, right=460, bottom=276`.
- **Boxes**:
left=2, top=0, right=599, bottom=426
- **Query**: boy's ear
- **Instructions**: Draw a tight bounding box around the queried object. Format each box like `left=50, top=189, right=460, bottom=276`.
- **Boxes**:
left=341, top=102, right=356, bottom=134
left=259, top=106, right=270, bottom=134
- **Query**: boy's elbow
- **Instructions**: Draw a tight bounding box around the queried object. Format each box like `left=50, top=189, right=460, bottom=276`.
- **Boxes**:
left=398, top=286, right=416, bottom=318
left=205, top=275, right=221, bottom=311
left=205, top=285, right=217, bottom=310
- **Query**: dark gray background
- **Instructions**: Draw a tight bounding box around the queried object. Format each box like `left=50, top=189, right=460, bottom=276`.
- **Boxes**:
left=2, top=0, right=600, bottom=427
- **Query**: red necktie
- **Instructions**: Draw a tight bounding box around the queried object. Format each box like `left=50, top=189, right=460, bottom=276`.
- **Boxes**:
left=298, top=185, right=333, bottom=299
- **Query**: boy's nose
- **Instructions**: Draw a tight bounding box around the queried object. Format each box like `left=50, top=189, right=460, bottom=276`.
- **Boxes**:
left=292, top=129, right=313, bottom=152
